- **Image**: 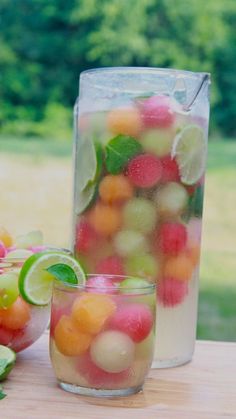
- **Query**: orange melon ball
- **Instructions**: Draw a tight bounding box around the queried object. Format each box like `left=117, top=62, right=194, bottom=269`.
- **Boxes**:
left=186, top=243, right=201, bottom=268
left=164, top=254, right=194, bottom=282
left=0, top=227, right=13, bottom=248
left=54, top=315, right=92, bottom=356
left=88, top=203, right=121, bottom=236
left=72, top=294, right=116, bottom=335
left=99, top=175, right=133, bottom=204
left=1, top=297, right=31, bottom=330
left=107, top=107, right=142, bottom=138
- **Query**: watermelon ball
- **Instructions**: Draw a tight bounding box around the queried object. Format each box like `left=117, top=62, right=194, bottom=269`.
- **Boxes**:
left=141, top=95, right=175, bottom=128
left=95, top=255, right=124, bottom=276
left=123, top=197, right=157, bottom=234
left=155, top=182, right=188, bottom=216
left=75, top=220, right=98, bottom=254
left=0, top=325, right=14, bottom=346
left=160, top=155, right=180, bottom=183
left=114, top=230, right=148, bottom=257
left=158, top=222, right=187, bottom=256
left=126, top=154, right=162, bottom=188
left=141, top=128, right=175, bottom=157
left=90, top=330, right=135, bottom=373
left=109, top=303, right=153, bottom=343
left=86, top=275, right=118, bottom=294
left=77, top=352, right=130, bottom=388
left=125, top=253, right=159, bottom=280
left=158, top=277, right=188, bottom=307
left=0, top=241, right=6, bottom=258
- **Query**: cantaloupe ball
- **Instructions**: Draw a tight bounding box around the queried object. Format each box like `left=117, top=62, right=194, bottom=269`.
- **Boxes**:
left=0, top=227, right=13, bottom=248
left=1, top=297, right=31, bottom=330
left=164, top=254, right=193, bottom=281
left=72, top=294, right=116, bottom=335
left=99, top=175, right=133, bottom=204
left=54, top=315, right=92, bottom=356
left=89, top=203, right=122, bottom=236
left=107, top=107, right=142, bottom=138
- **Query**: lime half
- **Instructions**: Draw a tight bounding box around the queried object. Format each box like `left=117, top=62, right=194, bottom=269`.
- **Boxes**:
left=0, top=345, right=16, bottom=382
left=19, top=252, right=86, bottom=306
left=171, top=125, right=207, bottom=185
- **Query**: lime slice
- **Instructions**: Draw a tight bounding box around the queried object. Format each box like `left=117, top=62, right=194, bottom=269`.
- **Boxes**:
left=171, top=125, right=207, bottom=185
left=19, top=252, right=86, bottom=306
left=75, top=138, right=102, bottom=215
left=0, top=345, right=16, bottom=382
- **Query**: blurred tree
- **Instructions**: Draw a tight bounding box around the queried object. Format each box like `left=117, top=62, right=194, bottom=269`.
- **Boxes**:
left=0, top=0, right=235, bottom=137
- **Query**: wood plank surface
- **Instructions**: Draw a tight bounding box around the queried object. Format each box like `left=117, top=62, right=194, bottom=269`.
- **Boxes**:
left=1, top=332, right=236, bottom=419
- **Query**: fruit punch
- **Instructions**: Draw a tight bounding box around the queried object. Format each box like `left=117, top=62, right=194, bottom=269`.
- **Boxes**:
left=72, top=68, right=210, bottom=368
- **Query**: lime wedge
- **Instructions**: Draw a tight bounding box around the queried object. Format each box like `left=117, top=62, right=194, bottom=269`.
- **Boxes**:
left=171, top=125, right=207, bottom=185
left=19, top=252, right=86, bottom=306
left=0, top=345, right=16, bottom=381
left=75, top=138, right=102, bottom=215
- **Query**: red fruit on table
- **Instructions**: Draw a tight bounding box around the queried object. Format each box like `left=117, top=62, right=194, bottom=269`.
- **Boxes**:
left=109, top=303, right=153, bottom=343
left=158, top=277, right=188, bottom=307
left=126, top=154, right=162, bottom=188
left=75, top=220, right=98, bottom=253
left=160, top=155, right=180, bottom=183
left=141, top=95, right=175, bottom=128
left=158, top=222, right=187, bottom=256
left=95, top=255, right=124, bottom=276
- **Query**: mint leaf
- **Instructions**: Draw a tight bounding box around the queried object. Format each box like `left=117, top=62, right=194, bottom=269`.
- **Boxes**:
left=105, top=135, right=142, bottom=174
left=46, top=264, right=78, bottom=285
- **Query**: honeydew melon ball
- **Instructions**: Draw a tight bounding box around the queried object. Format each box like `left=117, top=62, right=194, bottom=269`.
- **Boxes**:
left=123, top=197, right=157, bottom=234
left=0, top=272, right=19, bottom=308
left=119, top=277, right=150, bottom=294
left=125, top=253, right=159, bottom=280
left=155, top=182, right=188, bottom=216
left=135, top=331, right=155, bottom=359
left=141, top=128, right=175, bottom=157
left=114, top=230, right=148, bottom=257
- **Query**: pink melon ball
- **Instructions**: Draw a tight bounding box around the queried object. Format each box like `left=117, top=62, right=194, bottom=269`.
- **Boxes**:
left=142, top=95, right=175, bottom=128
left=109, top=303, right=153, bottom=343
left=158, top=277, right=188, bottom=307
left=159, top=222, right=187, bottom=256
left=76, top=352, right=130, bottom=388
left=75, top=220, right=98, bottom=254
left=0, top=241, right=7, bottom=258
left=160, top=155, right=180, bottom=183
left=126, top=154, right=162, bottom=188
left=86, top=275, right=118, bottom=294
left=95, top=255, right=124, bottom=277
left=29, top=245, right=47, bottom=253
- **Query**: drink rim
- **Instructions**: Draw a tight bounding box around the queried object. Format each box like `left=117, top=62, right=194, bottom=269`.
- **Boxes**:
left=53, top=274, right=156, bottom=293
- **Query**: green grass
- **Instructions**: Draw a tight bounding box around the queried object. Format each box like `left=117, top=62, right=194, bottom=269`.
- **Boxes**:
left=1, top=135, right=236, bottom=341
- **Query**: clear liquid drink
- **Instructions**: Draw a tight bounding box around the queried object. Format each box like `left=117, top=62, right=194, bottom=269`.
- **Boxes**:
left=72, top=68, right=210, bottom=368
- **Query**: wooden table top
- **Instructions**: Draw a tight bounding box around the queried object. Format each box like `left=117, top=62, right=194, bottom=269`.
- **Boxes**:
left=1, top=332, right=236, bottom=419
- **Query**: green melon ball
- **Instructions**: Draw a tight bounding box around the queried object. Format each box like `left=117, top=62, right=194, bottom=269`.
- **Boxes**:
left=114, top=230, right=148, bottom=257
left=0, top=272, right=19, bottom=309
left=125, top=253, right=159, bottom=280
left=119, top=277, right=150, bottom=294
left=123, top=198, right=157, bottom=234
left=155, top=182, right=188, bottom=216
left=141, top=128, right=175, bottom=157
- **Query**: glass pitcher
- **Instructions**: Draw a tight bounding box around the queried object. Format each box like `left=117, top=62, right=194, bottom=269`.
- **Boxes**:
left=72, top=67, right=210, bottom=368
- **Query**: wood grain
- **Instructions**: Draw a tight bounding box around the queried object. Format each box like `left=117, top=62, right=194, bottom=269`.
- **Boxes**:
left=1, top=332, right=236, bottom=419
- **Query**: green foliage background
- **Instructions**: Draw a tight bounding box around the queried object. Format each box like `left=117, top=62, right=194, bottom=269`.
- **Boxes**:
left=1, top=0, right=236, bottom=138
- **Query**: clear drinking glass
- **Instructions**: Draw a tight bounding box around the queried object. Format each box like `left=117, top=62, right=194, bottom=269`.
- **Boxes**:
left=50, top=275, right=156, bottom=397
left=0, top=257, right=50, bottom=352
left=72, top=67, right=210, bottom=368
